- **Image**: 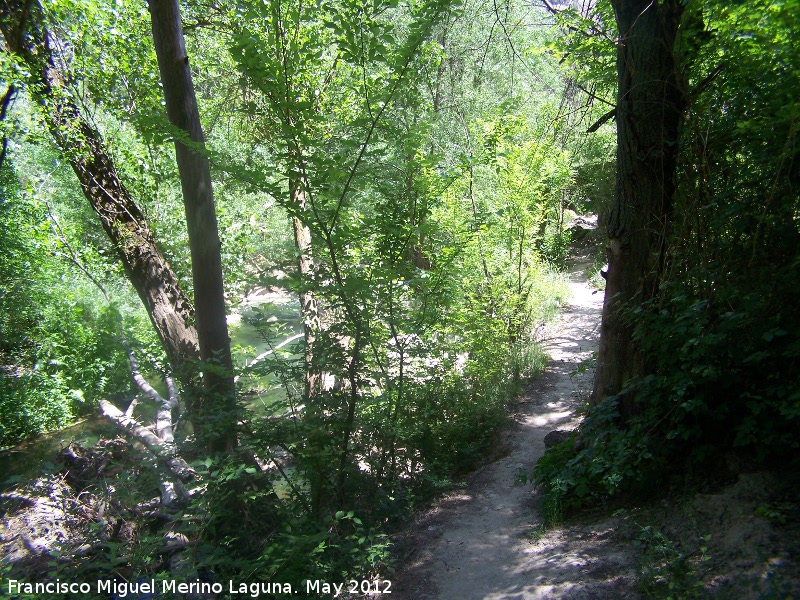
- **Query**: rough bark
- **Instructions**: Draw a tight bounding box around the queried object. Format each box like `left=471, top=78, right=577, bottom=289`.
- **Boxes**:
left=591, top=0, right=685, bottom=415
left=148, top=0, right=237, bottom=453
left=0, top=84, right=14, bottom=169
left=0, top=0, right=200, bottom=373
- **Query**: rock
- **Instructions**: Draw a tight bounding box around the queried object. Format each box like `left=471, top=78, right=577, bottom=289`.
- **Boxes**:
left=569, top=225, right=590, bottom=241
left=543, top=429, right=572, bottom=449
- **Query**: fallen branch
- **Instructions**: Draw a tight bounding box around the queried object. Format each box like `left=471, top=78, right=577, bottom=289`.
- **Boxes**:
left=121, top=335, right=182, bottom=447
left=247, top=333, right=304, bottom=368
left=98, top=399, right=195, bottom=485
left=125, top=346, right=168, bottom=407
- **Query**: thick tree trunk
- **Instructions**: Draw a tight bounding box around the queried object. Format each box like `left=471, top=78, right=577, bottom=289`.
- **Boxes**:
left=591, top=0, right=685, bottom=415
left=0, top=1, right=200, bottom=373
left=148, top=0, right=237, bottom=453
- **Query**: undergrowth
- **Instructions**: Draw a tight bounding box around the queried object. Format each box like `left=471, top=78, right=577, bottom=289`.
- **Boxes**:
left=634, top=525, right=711, bottom=599
left=1, top=271, right=566, bottom=598
left=534, top=277, right=800, bottom=525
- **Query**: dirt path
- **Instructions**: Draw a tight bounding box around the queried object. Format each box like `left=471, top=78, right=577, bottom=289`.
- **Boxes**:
left=393, top=258, right=639, bottom=599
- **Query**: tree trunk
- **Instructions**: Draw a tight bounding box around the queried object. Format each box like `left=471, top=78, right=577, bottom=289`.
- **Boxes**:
left=591, top=0, right=685, bottom=416
left=148, top=0, right=237, bottom=453
left=290, top=176, right=323, bottom=400
left=0, top=0, right=200, bottom=374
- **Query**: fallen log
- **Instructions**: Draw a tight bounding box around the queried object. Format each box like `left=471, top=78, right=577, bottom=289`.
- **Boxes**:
left=97, top=399, right=195, bottom=487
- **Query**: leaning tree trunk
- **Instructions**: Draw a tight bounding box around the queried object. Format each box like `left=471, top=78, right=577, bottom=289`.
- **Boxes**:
left=591, top=0, right=686, bottom=417
left=149, top=0, right=237, bottom=453
left=0, top=0, right=200, bottom=374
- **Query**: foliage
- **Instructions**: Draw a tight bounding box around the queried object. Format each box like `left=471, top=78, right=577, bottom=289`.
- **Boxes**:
left=2, top=0, right=585, bottom=589
left=547, top=0, right=617, bottom=94
left=215, top=0, right=573, bottom=522
left=0, top=160, right=136, bottom=446
left=534, top=0, right=800, bottom=514
left=634, top=525, right=711, bottom=599
left=544, top=0, right=616, bottom=217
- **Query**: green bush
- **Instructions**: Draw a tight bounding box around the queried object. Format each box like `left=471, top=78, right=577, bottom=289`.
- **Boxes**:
left=0, top=371, right=74, bottom=445
left=534, top=278, right=800, bottom=516
left=0, top=297, right=135, bottom=447
left=1, top=161, right=134, bottom=446
left=538, top=224, right=571, bottom=269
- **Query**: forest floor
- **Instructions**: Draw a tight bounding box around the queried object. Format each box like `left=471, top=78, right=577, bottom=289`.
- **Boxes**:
left=390, top=227, right=800, bottom=600
left=389, top=242, right=637, bottom=599
left=2, top=221, right=799, bottom=598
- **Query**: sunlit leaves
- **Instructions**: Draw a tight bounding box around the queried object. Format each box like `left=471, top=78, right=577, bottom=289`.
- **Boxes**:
left=546, top=0, right=616, bottom=95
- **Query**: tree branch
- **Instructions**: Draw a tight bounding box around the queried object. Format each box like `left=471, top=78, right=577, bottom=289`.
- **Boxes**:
left=576, top=82, right=615, bottom=108
left=0, top=83, right=15, bottom=169
left=98, top=399, right=195, bottom=485
left=690, top=64, right=724, bottom=100
left=245, top=332, right=304, bottom=370
left=587, top=107, right=616, bottom=133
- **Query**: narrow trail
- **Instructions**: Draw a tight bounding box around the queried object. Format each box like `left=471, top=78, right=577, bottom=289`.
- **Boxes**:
left=393, top=257, right=639, bottom=599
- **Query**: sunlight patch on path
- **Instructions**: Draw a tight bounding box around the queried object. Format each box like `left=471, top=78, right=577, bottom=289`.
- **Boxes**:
left=393, top=257, right=639, bottom=599
left=529, top=411, right=572, bottom=427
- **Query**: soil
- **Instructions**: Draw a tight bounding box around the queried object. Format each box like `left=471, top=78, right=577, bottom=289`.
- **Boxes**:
left=3, top=222, right=799, bottom=598
left=390, top=241, right=800, bottom=599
